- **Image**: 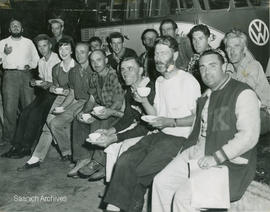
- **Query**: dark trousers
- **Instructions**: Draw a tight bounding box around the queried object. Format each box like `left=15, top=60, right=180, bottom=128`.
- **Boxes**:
left=104, top=132, right=186, bottom=212
left=2, top=70, right=35, bottom=143
left=72, top=116, right=119, bottom=165
left=12, top=89, right=56, bottom=149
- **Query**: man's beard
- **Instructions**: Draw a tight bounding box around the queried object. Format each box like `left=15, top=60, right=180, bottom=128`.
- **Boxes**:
left=11, top=32, right=22, bottom=38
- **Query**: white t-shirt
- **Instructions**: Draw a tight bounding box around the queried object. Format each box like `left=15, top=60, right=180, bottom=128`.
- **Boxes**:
left=38, top=52, right=60, bottom=82
left=0, top=36, right=39, bottom=69
left=154, top=69, right=201, bottom=138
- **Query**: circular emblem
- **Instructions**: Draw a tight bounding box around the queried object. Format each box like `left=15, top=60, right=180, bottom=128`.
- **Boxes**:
left=249, top=19, right=269, bottom=46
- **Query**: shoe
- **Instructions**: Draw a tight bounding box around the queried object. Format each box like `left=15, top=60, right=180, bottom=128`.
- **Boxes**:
left=17, top=161, right=40, bottom=171
left=67, top=158, right=91, bottom=178
left=10, top=148, right=31, bottom=159
left=88, top=167, right=105, bottom=182
left=78, top=160, right=104, bottom=179
left=61, top=154, right=72, bottom=162
left=1, top=146, right=20, bottom=158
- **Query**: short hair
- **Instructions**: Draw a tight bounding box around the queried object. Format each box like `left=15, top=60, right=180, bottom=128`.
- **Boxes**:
left=189, top=24, right=210, bottom=38
left=108, top=32, right=124, bottom=43
left=34, top=34, right=52, bottom=45
left=224, top=29, right=248, bottom=47
left=58, top=37, right=74, bottom=51
left=155, top=35, right=178, bottom=52
left=141, top=28, right=159, bottom=42
left=76, top=42, right=90, bottom=50
left=89, top=49, right=107, bottom=59
left=9, top=18, right=23, bottom=27
left=88, top=36, right=102, bottom=45
left=159, top=19, right=178, bottom=34
left=120, top=56, right=142, bottom=68
left=200, top=49, right=225, bottom=64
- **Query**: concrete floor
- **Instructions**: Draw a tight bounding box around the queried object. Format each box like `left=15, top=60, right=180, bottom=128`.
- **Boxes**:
left=0, top=146, right=105, bottom=212
left=0, top=133, right=270, bottom=212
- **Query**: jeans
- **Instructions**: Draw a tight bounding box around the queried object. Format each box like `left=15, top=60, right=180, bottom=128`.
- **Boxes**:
left=49, top=99, right=85, bottom=156
left=104, top=132, right=186, bottom=212
left=2, top=70, right=35, bottom=144
left=32, top=95, right=66, bottom=161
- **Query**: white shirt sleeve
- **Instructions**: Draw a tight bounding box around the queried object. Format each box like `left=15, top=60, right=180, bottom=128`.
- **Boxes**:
left=222, top=89, right=260, bottom=160
left=28, top=40, right=39, bottom=69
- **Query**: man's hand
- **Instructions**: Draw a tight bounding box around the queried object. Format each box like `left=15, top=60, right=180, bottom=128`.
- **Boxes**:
left=4, top=44, right=12, bottom=55
left=149, top=117, right=173, bottom=129
left=30, top=79, right=36, bottom=87
left=93, top=107, right=113, bottom=120
left=77, top=112, right=96, bottom=124
left=91, top=133, right=117, bottom=148
left=95, top=128, right=116, bottom=136
left=133, top=91, right=148, bottom=104
left=24, top=65, right=30, bottom=71
left=40, top=81, right=52, bottom=90
left=198, top=156, right=218, bottom=169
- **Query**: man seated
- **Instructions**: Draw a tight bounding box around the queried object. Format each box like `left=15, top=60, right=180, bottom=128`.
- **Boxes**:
left=187, top=24, right=228, bottom=93
left=86, top=56, right=155, bottom=182
left=88, top=36, right=102, bottom=52
left=224, top=29, right=270, bottom=135
left=102, top=36, right=201, bottom=212
left=1, top=34, right=60, bottom=159
left=152, top=49, right=260, bottom=212
left=159, top=18, right=193, bottom=70
left=69, top=49, right=124, bottom=178
left=107, top=32, right=137, bottom=83
left=139, top=28, right=160, bottom=82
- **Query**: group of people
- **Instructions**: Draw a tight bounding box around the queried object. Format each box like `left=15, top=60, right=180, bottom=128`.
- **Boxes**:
left=0, top=16, right=270, bottom=212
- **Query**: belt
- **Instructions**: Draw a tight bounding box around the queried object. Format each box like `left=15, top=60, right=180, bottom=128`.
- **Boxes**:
left=5, top=69, right=29, bottom=73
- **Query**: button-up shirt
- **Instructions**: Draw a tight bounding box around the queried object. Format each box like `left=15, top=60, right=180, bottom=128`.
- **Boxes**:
left=232, top=53, right=270, bottom=109
left=0, top=36, right=39, bottom=69
left=38, top=52, right=60, bottom=82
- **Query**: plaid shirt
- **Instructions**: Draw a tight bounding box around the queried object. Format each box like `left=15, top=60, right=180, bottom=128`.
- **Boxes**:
left=89, top=66, right=124, bottom=109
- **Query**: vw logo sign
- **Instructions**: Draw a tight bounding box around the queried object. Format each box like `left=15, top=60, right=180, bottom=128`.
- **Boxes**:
left=249, top=19, right=269, bottom=46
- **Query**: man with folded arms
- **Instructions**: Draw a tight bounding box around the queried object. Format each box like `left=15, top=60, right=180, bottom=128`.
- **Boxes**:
left=69, top=49, right=124, bottom=178
left=102, top=36, right=200, bottom=212
left=152, top=50, right=260, bottom=212
left=224, top=29, right=270, bottom=135
left=1, top=34, right=60, bottom=159
left=0, top=18, right=39, bottom=146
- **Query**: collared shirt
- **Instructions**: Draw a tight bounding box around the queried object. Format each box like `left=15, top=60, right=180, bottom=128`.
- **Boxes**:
left=52, top=58, right=76, bottom=89
left=88, top=66, right=124, bottom=108
left=0, top=36, right=39, bottom=69
left=38, top=52, right=60, bottom=82
left=69, top=64, right=93, bottom=100
left=232, top=53, right=270, bottom=109
left=154, top=69, right=201, bottom=138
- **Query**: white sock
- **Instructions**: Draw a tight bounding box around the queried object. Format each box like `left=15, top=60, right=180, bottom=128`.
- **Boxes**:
left=27, top=156, right=40, bottom=164
left=106, top=204, right=120, bottom=211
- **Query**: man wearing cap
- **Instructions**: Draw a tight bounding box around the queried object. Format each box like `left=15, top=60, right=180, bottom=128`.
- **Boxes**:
left=1, top=34, right=60, bottom=160
left=0, top=18, right=39, bottom=146
left=48, top=17, right=74, bottom=52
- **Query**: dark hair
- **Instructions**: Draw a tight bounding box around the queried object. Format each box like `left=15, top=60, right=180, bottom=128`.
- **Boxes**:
left=189, top=24, right=210, bottom=38
left=120, top=56, right=142, bottom=68
left=89, top=49, right=107, bottom=59
left=200, top=49, right=225, bottom=64
left=155, top=35, right=178, bottom=52
left=108, top=32, right=124, bottom=43
left=159, top=19, right=178, bottom=35
left=34, top=34, right=52, bottom=45
left=58, top=37, right=74, bottom=52
left=88, top=36, right=102, bottom=45
left=141, top=28, right=159, bottom=42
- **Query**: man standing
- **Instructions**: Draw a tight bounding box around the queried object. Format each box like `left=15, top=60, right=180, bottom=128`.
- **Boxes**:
left=0, top=18, right=39, bottom=145
left=48, top=17, right=74, bottom=52
left=224, top=29, right=270, bottom=135
left=139, top=28, right=160, bottom=82
left=159, top=18, right=193, bottom=70
left=103, top=36, right=200, bottom=212
left=1, top=34, right=60, bottom=160
left=152, top=50, right=260, bottom=212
